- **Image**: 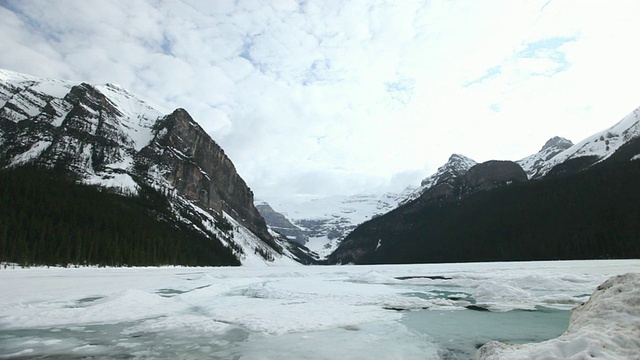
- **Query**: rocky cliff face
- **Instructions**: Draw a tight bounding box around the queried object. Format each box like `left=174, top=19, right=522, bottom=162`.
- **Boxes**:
left=0, top=81, right=153, bottom=175
left=139, top=108, right=272, bottom=244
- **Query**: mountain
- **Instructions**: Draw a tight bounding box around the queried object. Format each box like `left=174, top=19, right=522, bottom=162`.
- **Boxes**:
left=262, top=191, right=412, bottom=259
left=517, top=136, right=573, bottom=178
left=401, top=154, right=477, bottom=205
left=523, top=108, right=640, bottom=178
left=328, top=106, right=640, bottom=265
left=254, top=200, right=308, bottom=244
left=398, top=155, right=525, bottom=207
left=0, top=68, right=301, bottom=267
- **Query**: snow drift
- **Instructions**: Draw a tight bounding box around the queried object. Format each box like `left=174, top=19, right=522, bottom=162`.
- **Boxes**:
left=476, top=272, right=640, bottom=360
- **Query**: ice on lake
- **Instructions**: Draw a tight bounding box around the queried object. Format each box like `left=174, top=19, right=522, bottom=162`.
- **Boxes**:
left=1, top=260, right=639, bottom=359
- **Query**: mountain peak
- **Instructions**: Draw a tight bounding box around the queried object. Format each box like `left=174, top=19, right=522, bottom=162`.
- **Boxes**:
left=420, top=153, right=477, bottom=188
left=447, top=153, right=477, bottom=166
left=394, top=153, right=477, bottom=206
left=519, top=106, right=640, bottom=179
left=518, top=136, right=574, bottom=178
left=541, top=136, right=573, bottom=152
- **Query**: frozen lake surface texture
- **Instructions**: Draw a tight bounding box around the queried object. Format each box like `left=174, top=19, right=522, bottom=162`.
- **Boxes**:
left=1, top=260, right=639, bottom=359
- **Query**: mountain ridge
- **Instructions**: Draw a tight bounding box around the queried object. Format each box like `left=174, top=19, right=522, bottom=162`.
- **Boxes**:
left=327, top=104, right=640, bottom=264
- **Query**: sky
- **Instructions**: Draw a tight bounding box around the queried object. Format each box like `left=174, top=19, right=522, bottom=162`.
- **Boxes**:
left=1, top=0, right=640, bottom=204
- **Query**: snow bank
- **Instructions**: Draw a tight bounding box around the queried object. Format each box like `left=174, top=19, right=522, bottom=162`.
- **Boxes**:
left=476, top=272, right=640, bottom=360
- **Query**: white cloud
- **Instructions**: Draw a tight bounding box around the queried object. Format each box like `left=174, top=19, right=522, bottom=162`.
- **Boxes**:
left=2, top=0, right=640, bottom=201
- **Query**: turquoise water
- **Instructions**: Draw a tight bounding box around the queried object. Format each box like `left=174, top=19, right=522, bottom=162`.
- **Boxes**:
left=402, top=307, right=570, bottom=359
left=0, top=305, right=570, bottom=359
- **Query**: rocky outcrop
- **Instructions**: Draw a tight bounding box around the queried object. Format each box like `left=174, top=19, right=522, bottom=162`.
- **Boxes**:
left=463, top=160, right=528, bottom=194
left=542, top=136, right=574, bottom=152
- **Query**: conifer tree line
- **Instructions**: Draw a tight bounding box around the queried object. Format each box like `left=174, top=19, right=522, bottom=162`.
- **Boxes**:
left=0, top=166, right=240, bottom=267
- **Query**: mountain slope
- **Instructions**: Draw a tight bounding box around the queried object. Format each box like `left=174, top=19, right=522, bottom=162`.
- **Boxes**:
left=328, top=106, right=640, bottom=265
left=517, top=136, right=573, bottom=178
left=0, top=166, right=241, bottom=266
left=401, top=154, right=477, bottom=204
left=328, top=156, right=640, bottom=264
left=532, top=107, right=640, bottom=178
left=0, top=69, right=297, bottom=266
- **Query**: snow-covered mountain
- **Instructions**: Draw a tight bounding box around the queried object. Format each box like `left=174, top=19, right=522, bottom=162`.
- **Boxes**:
left=400, top=154, right=477, bottom=205
left=404, top=105, right=640, bottom=198
left=262, top=191, right=412, bottom=260
left=523, top=107, right=640, bottom=178
left=517, top=136, right=573, bottom=179
left=0, top=68, right=302, bottom=266
left=255, top=200, right=308, bottom=244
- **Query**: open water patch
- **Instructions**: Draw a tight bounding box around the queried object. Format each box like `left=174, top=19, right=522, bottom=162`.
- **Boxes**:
left=401, top=307, right=571, bottom=359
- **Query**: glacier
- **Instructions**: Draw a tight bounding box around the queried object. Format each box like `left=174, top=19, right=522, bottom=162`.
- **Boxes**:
left=1, top=260, right=638, bottom=359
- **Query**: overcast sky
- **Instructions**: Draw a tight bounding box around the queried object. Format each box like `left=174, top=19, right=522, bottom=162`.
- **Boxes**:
left=2, top=0, right=639, bottom=203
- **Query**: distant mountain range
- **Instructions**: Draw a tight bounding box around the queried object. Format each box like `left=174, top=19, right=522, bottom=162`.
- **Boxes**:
left=255, top=138, right=586, bottom=260
left=255, top=103, right=640, bottom=265
left=0, top=68, right=310, bottom=267
left=256, top=191, right=413, bottom=260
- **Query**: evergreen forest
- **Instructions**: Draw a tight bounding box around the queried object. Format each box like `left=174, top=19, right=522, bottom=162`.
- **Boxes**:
left=0, top=166, right=240, bottom=267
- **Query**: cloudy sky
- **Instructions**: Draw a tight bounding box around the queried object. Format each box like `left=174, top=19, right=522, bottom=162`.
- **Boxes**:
left=2, top=0, right=639, bottom=203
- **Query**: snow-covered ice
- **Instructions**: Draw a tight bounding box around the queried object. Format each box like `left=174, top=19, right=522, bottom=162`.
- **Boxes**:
left=0, top=260, right=638, bottom=359
left=476, top=272, right=640, bottom=360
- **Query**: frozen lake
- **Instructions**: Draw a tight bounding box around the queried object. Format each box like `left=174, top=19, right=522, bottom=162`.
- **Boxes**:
left=1, top=260, right=639, bottom=359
